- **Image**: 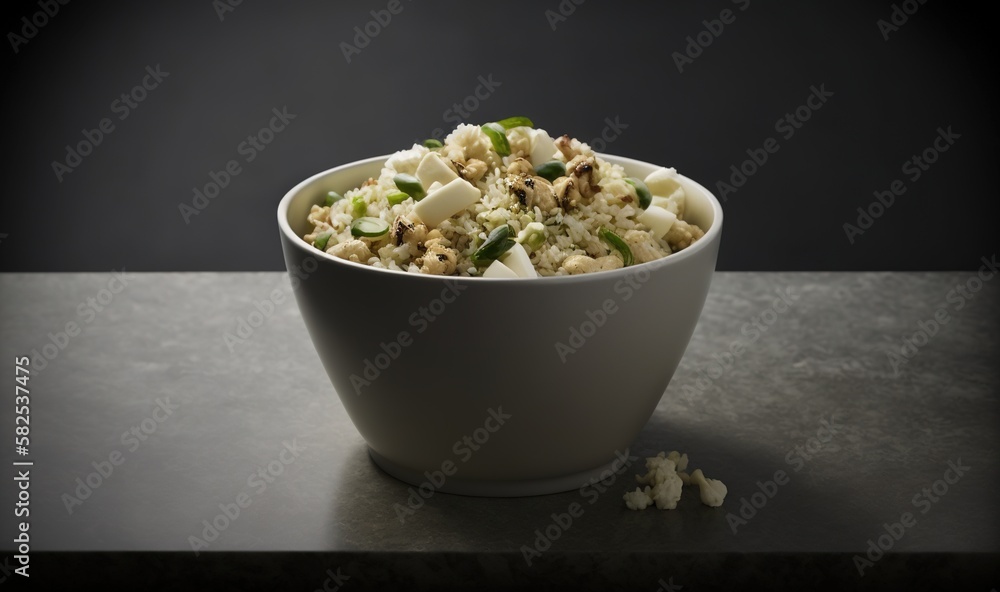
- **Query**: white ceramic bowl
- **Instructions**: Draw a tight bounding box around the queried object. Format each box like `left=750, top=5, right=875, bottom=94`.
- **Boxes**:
left=278, top=154, right=723, bottom=496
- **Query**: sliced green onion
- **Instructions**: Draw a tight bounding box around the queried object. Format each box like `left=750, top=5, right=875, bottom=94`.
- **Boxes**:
left=351, top=195, right=367, bottom=218
left=350, top=217, right=390, bottom=238
left=314, top=231, right=333, bottom=251
left=481, top=122, right=511, bottom=157
left=423, top=138, right=443, bottom=149
left=324, top=191, right=344, bottom=207
left=471, top=225, right=515, bottom=265
left=517, top=222, right=547, bottom=252
left=393, top=173, right=426, bottom=201
left=625, top=177, right=652, bottom=209
left=599, top=227, right=633, bottom=267
left=496, top=116, right=534, bottom=130
left=534, top=160, right=566, bottom=182
left=387, top=191, right=410, bottom=206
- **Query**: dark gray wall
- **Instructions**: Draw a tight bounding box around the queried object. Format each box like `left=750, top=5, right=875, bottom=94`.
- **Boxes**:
left=1, top=0, right=996, bottom=271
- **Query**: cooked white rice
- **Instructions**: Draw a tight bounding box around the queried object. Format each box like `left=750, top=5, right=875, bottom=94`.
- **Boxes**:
left=303, top=123, right=704, bottom=276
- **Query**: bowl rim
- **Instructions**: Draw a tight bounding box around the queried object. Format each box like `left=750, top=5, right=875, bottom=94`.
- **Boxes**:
left=277, top=153, right=723, bottom=284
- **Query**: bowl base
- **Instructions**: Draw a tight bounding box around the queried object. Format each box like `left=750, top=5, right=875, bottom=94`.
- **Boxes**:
left=368, top=447, right=621, bottom=497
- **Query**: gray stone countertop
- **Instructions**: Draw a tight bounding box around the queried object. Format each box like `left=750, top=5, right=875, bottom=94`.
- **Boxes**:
left=0, top=272, right=997, bottom=590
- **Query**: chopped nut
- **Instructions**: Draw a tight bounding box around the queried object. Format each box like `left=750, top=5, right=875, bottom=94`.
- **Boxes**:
left=690, top=469, right=728, bottom=507
left=327, top=239, right=371, bottom=263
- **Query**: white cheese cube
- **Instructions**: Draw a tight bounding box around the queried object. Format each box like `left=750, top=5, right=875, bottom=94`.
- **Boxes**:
left=427, top=181, right=443, bottom=193
left=411, top=177, right=481, bottom=228
left=499, top=242, right=537, bottom=278
left=650, top=187, right=686, bottom=218
left=638, top=205, right=678, bottom=239
left=482, top=259, right=519, bottom=278
left=644, top=167, right=682, bottom=198
left=650, top=195, right=672, bottom=210
left=415, top=152, right=458, bottom=188
left=529, top=129, right=559, bottom=166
